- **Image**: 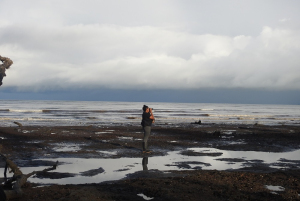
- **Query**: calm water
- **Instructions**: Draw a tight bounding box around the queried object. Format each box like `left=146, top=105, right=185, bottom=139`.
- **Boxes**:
left=3, top=148, right=300, bottom=185
left=0, top=100, right=300, bottom=126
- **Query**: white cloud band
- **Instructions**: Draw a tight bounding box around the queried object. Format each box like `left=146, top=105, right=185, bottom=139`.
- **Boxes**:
left=0, top=0, right=299, bottom=91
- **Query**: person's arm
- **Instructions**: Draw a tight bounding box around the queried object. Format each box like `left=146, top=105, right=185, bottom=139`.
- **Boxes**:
left=149, top=108, right=155, bottom=123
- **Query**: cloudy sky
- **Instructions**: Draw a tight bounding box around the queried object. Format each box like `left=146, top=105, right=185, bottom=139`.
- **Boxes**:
left=1, top=0, right=300, bottom=104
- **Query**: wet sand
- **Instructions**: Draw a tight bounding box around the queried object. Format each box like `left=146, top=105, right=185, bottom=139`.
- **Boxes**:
left=1, top=123, right=300, bottom=200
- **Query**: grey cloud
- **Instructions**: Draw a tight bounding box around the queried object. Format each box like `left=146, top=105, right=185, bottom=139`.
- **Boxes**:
left=0, top=0, right=300, bottom=92
left=1, top=23, right=300, bottom=91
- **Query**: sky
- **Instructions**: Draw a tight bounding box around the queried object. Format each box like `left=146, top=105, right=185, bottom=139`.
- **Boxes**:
left=0, top=0, right=300, bottom=104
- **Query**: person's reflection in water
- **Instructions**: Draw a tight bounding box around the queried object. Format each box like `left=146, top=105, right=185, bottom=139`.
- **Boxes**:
left=142, top=157, right=148, bottom=171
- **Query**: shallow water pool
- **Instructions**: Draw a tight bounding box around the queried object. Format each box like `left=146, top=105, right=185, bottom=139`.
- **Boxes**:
left=1, top=148, right=300, bottom=185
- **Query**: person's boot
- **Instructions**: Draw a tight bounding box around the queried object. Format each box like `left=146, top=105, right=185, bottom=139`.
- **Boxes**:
left=142, top=142, right=151, bottom=153
left=142, top=142, right=146, bottom=151
left=144, top=142, right=151, bottom=153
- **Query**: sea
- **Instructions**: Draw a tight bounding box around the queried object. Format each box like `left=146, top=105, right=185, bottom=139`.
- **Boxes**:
left=0, top=100, right=299, bottom=127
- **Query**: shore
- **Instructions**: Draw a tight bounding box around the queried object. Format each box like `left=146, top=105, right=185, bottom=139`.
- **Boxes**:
left=1, top=123, right=300, bottom=200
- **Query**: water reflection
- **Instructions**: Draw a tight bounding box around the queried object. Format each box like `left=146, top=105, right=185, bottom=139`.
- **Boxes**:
left=142, top=157, right=148, bottom=171
left=1, top=148, right=300, bottom=185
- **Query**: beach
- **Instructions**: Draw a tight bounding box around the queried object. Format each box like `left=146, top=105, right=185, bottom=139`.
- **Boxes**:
left=1, top=123, right=300, bottom=200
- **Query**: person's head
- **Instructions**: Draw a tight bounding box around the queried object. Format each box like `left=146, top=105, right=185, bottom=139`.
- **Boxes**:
left=143, top=105, right=149, bottom=112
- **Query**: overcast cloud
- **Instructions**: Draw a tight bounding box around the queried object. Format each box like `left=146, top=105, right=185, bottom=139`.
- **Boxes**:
left=1, top=0, right=300, bottom=94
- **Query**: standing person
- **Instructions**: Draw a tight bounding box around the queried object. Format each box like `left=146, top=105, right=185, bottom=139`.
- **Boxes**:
left=141, top=105, right=155, bottom=153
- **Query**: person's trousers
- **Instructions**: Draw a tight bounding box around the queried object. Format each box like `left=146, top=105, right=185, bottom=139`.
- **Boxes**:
left=143, top=126, right=151, bottom=151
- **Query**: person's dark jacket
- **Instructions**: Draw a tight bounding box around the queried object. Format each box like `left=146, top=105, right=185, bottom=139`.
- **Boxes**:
left=141, top=112, right=152, bottom=127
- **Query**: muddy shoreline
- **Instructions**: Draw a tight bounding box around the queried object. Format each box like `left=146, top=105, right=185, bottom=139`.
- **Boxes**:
left=1, top=123, right=300, bottom=200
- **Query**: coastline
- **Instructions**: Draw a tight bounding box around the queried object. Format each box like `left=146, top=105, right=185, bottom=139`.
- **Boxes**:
left=1, top=123, right=300, bottom=200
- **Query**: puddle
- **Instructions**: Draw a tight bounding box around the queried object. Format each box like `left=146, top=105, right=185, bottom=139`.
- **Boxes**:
left=222, top=130, right=236, bottom=135
left=95, top=132, right=113, bottom=134
left=265, top=185, right=285, bottom=191
left=98, top=151, right=118, bottom=155
left=137, top=193, right=154, bottom=200
left=227, top=140, right=246, bottom=145
left=25, top=140, right=44, bottom=144
left=52, top=143, right=82, bottom=152
left=95, top=130, right=115, bottom=134
left=265, top=185, right=285, bottom=194
left=118, top=137, right=133, bottom=140
left=1, top=148, right=300, bottom=185
left=32, top=185, right=52, bottom=188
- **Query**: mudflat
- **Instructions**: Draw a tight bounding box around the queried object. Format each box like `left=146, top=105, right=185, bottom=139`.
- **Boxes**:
left=1, top=123, right=300, bottom=200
